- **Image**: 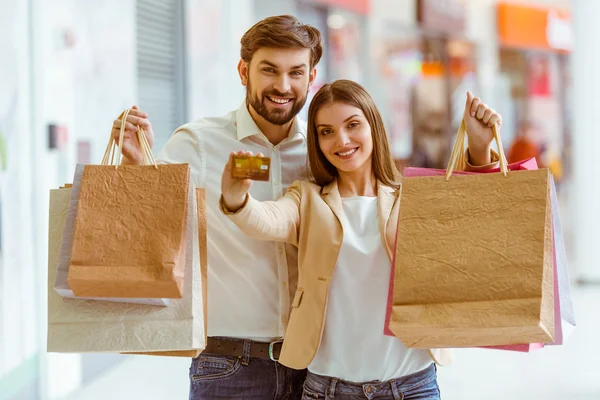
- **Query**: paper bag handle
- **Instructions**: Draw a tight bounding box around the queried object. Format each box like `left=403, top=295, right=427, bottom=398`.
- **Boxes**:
left=101, top=108, right=158, bottom=169
left=445, top=119, right=508, bottom=181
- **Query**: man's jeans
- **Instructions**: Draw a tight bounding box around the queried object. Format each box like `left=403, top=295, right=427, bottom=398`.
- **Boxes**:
left=301, top=364, right=440, bottom=400
left=189, top=344, right=307, bottom=399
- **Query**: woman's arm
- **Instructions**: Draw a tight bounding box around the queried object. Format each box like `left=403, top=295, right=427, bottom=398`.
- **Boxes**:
left=220, top=150, right=302, bottom=245
left=220, top=181, right=302, bottom=246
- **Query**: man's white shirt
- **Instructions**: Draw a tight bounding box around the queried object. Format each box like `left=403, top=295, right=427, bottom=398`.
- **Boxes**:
left=157, top=103, right=308, bottom=340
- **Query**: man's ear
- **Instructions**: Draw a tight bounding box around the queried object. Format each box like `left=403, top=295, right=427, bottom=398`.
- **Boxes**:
left=238, top=59, right=249, bottom=86
left=308, top=68, right=317, bottom=88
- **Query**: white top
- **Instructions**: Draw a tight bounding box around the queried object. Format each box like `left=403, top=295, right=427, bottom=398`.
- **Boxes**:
left=308, top=196, right=432, bottom=382
left=157, top=103, right=308, bottom=340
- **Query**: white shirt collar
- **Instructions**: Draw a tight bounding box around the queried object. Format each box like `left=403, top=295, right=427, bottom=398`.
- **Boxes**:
left=235, top=102, right=306, bottom=143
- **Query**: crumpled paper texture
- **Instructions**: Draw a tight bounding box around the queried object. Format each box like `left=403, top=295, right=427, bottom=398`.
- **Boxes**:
left=390, top=169, right=555, bottom=348
left=54, top=165, right=168, bottom=306
left=68, top=164, right=189, bottom=299
left=47, top=185, right=206, bottom=353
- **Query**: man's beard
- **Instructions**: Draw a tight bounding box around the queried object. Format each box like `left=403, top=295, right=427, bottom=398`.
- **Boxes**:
left=246, top=79, right=309, bottom=126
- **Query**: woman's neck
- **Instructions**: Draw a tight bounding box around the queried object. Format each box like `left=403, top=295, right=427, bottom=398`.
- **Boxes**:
left=336, top=168, right=377, bottom=198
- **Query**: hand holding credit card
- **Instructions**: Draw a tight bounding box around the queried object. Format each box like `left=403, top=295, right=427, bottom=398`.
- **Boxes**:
left=221, top=150, right=270, bottom=213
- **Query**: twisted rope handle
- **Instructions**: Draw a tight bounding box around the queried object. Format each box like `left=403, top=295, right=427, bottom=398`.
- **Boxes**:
left=445, top=119, right=508, bottom=181
left=102, top=108, right=158, bottom=169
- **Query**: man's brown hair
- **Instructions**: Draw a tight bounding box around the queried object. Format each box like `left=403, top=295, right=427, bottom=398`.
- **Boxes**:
left=240, top=15, right=323, bottom=69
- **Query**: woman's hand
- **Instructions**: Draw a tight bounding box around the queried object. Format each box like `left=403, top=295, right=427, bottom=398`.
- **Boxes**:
left=463, top=91, right=502, bottom=165
left=221, top=150, right=262, bottom=212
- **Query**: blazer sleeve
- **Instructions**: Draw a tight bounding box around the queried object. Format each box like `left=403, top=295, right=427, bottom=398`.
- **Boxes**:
left=219, top=180, right=302, bottom=246
left=461, top=148, right=501, bottom=172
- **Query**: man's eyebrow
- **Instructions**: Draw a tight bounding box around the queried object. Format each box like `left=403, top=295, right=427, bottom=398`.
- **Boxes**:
left=257, top=60, right=307, bottom=70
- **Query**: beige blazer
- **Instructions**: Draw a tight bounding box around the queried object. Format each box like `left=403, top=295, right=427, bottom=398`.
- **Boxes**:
left=222, top=179, right=457, bottom=369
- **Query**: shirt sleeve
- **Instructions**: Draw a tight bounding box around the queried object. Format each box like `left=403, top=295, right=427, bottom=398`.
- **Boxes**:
left=156, top=127, right=206, bottom=188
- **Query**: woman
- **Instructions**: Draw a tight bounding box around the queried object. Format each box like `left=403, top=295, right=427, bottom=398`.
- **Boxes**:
left=220, top=80, right=501, bottom=399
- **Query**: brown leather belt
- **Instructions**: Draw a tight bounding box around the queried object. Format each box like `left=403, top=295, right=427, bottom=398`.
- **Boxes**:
left=203, top=337, right=283, bottom=361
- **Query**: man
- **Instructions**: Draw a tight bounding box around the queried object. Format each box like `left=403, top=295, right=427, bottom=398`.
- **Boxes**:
left=112, top=15, right=322, bottom=400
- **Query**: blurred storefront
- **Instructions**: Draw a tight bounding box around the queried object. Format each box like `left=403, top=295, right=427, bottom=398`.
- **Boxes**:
left=411, top=0, right=476, bottom=170
left=372, top=0, right=475, bottom=171
left=496, top=2, right=572, bottom=186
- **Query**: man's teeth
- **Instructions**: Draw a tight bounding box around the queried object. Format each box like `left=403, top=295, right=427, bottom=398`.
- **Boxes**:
left=268, top=96, right=292, bottom=104
left=337, top=148, right=357, bottom=156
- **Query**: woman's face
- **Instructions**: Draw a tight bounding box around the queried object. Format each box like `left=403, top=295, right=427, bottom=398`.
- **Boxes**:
left=315, top=102, right=373, bottom=175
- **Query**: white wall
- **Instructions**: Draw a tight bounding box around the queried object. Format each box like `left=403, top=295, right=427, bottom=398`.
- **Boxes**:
left=0, top=0, right=36, bottom=386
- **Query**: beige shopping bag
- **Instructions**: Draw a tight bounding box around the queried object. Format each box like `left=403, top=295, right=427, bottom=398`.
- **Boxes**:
left=389, top=121, right=555, bottom=348
left=47, top=185, right=206, bottom=353
left=67, top=109, right=190, bottom=299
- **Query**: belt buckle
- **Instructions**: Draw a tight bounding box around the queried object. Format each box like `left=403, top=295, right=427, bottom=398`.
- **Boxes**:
left=268, top=339, right=284, bottom=362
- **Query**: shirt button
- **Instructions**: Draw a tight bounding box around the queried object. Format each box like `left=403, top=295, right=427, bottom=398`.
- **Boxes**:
left=282, top=316, right=289, bottom=324
left=274, top=180, right=280, bottom=185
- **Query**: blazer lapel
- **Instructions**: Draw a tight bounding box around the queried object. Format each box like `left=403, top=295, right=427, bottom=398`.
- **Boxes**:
left=321, top=180, right=345, bottom=229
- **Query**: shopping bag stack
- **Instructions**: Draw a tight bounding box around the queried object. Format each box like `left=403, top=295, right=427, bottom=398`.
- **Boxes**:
left=47, top=109, right=207, bottom=356
left=384, top=119, right=575, bottom=351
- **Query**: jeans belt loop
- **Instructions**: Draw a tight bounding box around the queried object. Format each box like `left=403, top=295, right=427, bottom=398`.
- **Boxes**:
left=327, top=377, right=338, bottom=399
left=242, top=340, right=251, bottom=366
left=269, top=339, right=284, bottom=362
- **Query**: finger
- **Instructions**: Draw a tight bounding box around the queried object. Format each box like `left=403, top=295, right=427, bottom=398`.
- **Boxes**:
left=126, top=115, right=150, bottom=129
left=243, top=151, right=253, bottom=157
left=127, top=108, right=149, bottom=118
left=482, top=108, right=494, bottom=124
left=112, top=127, right=138, bottom=140
left=113, top=119, right=139, bottom=131
left=470, top=97, right=481, bottom=118
left=465, top=91, right=474, bottom=112
left=256, top=152, right=264, bottom=158
left=476, top=103, right=487, bottom=120
left=123, top=121, right=139, bottom=132
left=112, top=131, right=135, bottom=143
left=488, top=114, right=501, bottom=128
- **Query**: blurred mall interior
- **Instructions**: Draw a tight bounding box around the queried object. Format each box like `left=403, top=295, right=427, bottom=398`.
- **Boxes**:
left=1, top=0, right=599, bottom=399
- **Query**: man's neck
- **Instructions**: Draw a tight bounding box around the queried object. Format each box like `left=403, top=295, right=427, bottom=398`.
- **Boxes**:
left=248, top=104, right=294, bottom=146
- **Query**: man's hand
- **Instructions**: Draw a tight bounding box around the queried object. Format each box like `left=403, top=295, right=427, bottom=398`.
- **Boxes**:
left=111, top=105, right=155, bottom=165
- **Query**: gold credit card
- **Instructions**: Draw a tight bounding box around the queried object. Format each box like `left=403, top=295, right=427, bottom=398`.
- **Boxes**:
left=231, top=156, right=271, bottom=181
